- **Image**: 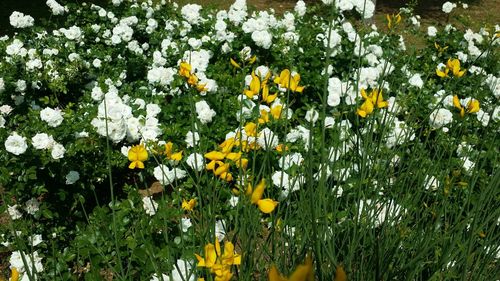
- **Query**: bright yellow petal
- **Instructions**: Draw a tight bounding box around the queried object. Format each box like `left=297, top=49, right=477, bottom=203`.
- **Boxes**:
left=171, top=151, right=183, bottom=161
left=467, top=99, right=480, bottom=113
left=195, top=254, right=206, bottom=267
left=128, top=161, right=137, bottom=169
left=230, top=58, right=241, bottom=69
left=205, top=151, right=226, bottom=161
left=257, top=199, right=278, bottom=214
left=251, top=179, right=266, bottom=204
left=289, top=256, right=314, bottom=281
left=226, top=152, right=242, bottom=161
left=268, top=265, right=287, bottom=281
left=453, top=95, right=462, bottom=110
left=11, top=268, right=19, bottom=281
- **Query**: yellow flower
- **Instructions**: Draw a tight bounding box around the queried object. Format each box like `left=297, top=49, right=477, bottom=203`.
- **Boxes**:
left=230, top=58, right=241, bottom=69
left=205, top=151, right=226, bottom=161
left=437, top=58, right=466, bottom=78
left=247, top=179, right=278, bottom=213
left=179, top=61, right=192, bottom=78
left=268, top=255, right=314, bottom=281
left=274, top=69, right=304, bottom=93
left=195, top=239, right=241, bottom=281
left=357, top=88, right=387, bottom=118
left=165, top=142, right=183, bottom=162
left=10, top=268, right=19, bottom=281
left=434, top=42, right=449, bottom=55
left=386, top=13, right=401, bottom=30
left=453, top=95, right=480, bottom=117
left=128, top=144, right=148, bottom=169
left=446, top=58, right=466, bottom=77
left=182, top=199, right=197, bottom=211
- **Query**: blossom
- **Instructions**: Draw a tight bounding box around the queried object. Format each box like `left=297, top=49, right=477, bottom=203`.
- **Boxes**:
left=9, top=11, right=34, bottom=28
left=50, top=143, right=66, bottom=160
left=442, top=2, right=456, bottom=13
left=356, top=88, right=388, bottom=118
left=246, top=179, right=278, bottom=213
left=65, top=171, right=80, bottom=185
left=195, top=239, right=241, bottom=281
left=453, top=95, right=480, bottom=117
left=40, top=107, right=64, bottom=127
left=142, top=196, right=158, bottom=216
left=5, top=132, right=28, bottom=155
left=386, top=13, right=401, bottom=30
left=186, top=153, right=205, bottom=171
left=24, top=198, right=40, bottom=215
left=429, top=108, right=453, bottom=129
left=195, top=100, right=216, bottom=124
left=436, top=58, right=466, bottom=78
left=274, top=69, right=304, bottom=93
left=153, top=165, right=187, bottom=185
left=7, top=205, right=22, bottom=220
left=128, top=144, right=148, bottom=169
left=31, top=133, right=54, bottom=150
left=268, top=255, right=314, bottom=281
left=182, top=199, right=197, bottom=211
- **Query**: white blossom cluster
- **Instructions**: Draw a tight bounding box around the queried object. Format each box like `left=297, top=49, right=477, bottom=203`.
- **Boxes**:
left=9, top=11, right=34, bottom=28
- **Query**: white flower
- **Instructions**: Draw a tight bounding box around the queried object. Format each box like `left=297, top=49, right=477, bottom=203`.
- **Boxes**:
left=142, top=196, right=158, bottom=216
left=50, top=142, right=66, bottom=159
left=146, top=104, right=161, bottom=118
left=442, top=2, right=456, bottom=13
left=424, top=175, right=439, bottom=191
left=24, top=198, right=40, bottom=215
left=10, top=251, right=44, bottom=277
left=195, top=100, right=216, bottom=124
left=0, top=116, right=5, bottom=128
left=429, top=108, right=453, bottom=129
left=40, top=107, right=64, bottom=127
left=5, top=132, right=28, bottom=155
left=272, top=170, right=303, bottom=197
left=251, top=30, right=273, bottom=49
left=324, top=116, right=335, bottom=128
left=215, top=220, right=226, bottom=241
left=408, top=73, right=424, bottom=88
left=181, top=4, right=203, bottom=25
left=186, top=153, right=204, bottom=172
left=65, top=171, right=80, bottom=185
left=29, top=234, right=43, bottom=246
left=7, top=205, right=22, bottom=220
left=278, top=153, right=304, bottom=170
left=257, top=128, right=278, bottom=150
left=9, top=11, right=34, bottom=28
left=147, top=67, right=176, bottom=86
left=294, top=1, right=306, bottom=16
left=153, top=165, right=187, bottom=185
left=0, top=105, right=12, bottom=115
left=31, top=133, right=54, bottom=150
left=170, top=259, right=195, bottom=281
left=0, top=78, right=4, bottom=93
left=185, top=131, right=200, bottom=148
left=46, top=0, right=67, bottom=15
left=427, top=26, right=438, bottom=37
left=305, top=108, right=319, bottom=124
left=228, top=196, right=239, bottom=207
left=462, top=157, right=475, bottom=173
left=181, top=218, right=192, bottom=232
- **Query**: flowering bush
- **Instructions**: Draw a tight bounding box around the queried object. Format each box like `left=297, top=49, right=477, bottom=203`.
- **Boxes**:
left=1, top=0, right=499, bottom=280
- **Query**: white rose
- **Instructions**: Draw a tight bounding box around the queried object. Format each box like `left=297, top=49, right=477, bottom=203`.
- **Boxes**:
left=65, top=171, right=80, bottom=184
left=40, top=107, right=64, bottom=127
left=50, top=142, right=66, bottom=159
left=442, top=2, right=456, bottom=13
left=5, top=132, right=28, bottom=155
left=31, top=133, right=54, bottom=150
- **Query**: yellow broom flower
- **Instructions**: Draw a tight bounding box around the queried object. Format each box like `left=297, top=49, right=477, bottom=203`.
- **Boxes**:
left=128, top=144, right=148, bottom=169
